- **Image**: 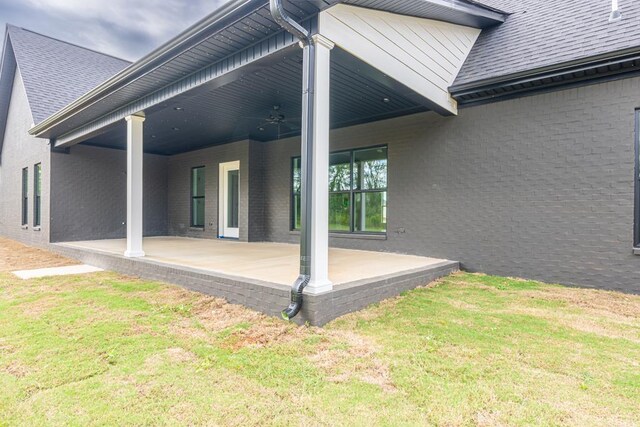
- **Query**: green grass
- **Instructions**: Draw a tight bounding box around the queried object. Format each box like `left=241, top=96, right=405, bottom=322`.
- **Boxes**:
left=0, top=271, right=638, bottom=426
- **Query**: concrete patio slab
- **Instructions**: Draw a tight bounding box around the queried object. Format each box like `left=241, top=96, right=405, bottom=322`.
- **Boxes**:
left=60, top=237, right=447, bottom=286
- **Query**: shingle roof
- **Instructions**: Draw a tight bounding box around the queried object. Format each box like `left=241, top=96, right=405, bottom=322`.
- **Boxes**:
left=455, top=0, right=640, bottom=86
left=6, top=25, right=131, bottom=124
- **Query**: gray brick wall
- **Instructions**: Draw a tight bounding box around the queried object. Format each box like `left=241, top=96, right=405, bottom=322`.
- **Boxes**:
left=248, top=140, right=266, bottom=242
left=0, top=70, right=51, bottom=247
left=50, top=144, right=168, bottom=242
left=166, top=139, right=265, bottom=242
left=262, top=77, right=640, bottom=293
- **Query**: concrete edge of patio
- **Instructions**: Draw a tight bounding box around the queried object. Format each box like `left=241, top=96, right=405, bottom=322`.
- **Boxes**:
left=50, top=242, right=459, bottom=326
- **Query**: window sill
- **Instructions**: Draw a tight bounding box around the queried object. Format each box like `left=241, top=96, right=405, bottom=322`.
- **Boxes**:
left=289, top=230, right=387, bottom=241
left=21, top=225, right=28, bottom=230
left=189, top=227, right=205, bottom=231
left=633, top=247, right=640, bottom=256
left=33, top=226, right=41, bottom=231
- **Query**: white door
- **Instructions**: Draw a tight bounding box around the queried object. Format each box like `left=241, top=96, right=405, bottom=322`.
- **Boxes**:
left=219, top=161, right=240, bottom=238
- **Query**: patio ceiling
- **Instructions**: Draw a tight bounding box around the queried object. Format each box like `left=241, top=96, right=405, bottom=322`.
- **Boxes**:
left=81, top=46, right=428, bottom=155
left=30, top=0, right=504, bottom=148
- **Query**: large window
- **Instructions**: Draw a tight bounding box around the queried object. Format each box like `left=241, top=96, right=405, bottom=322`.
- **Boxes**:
left=191, top=167, right=205, bottom=228
left=21, top=167, right=28, bottom=226
left=34, top=163, right=41, bottom=227
left=292, top=146, right=387, bottom=234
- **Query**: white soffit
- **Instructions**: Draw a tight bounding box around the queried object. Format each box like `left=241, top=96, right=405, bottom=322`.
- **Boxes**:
left=319, top=4, right=481, bottom=115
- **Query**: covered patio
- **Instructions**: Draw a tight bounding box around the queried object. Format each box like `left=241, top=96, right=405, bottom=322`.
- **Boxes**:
left=30, top=0, right=501, bottom=323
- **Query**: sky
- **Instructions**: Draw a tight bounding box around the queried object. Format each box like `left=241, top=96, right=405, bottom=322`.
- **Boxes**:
left=0, top=0, right=232, bottom=61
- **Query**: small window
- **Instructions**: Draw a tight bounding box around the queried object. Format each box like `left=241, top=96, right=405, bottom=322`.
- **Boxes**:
left=34, top=163, right=41, bottom=227
left=292, top=146, right=388, bottom=234
left=191, top=167, right=205, bottom=228
left=21, top=167, right=28, bottom=226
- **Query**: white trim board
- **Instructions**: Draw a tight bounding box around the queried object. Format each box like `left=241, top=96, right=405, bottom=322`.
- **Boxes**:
left=218, top=160, right=241, bottom=239
left=319, top=4, right=481, bottom=115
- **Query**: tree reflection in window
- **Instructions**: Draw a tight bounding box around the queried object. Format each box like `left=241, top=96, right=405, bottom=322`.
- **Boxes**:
left=292, top=146, right=387, bottom=233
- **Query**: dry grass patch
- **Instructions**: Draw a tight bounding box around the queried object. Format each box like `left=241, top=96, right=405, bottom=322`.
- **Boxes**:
left=142, top=348, right=197, bottom=375
left=189, top=297, right=264, bottom=331
left=224, top=319, right=310, bottom=350
left=503, top=305, right=640, bottom=343
left=522, top=286, right=640, bottom=319
left=2, top=360, right=30, bottom=378
left=309, top=330, right=397, bottom=393
left=134, top=284, right=265, bottom=333
left=168, top=295, right=267, bottom=342
left=17, top=295, right=61, bottom=319
left=0, top=237, right=76, bottom=271
left=124, top=323, right=160, bottom=338
left=509, top=286, right=640, bottom=343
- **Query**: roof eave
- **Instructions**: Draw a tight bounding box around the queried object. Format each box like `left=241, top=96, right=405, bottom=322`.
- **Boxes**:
left=29, top=0, right=268, bottom=137
left=462, top=0, right=509, bottom=17
left=436, top=0, right=507, bottom=26
left=29, top=0, right=506, bottom=139
left=450, top=46, right=640, bottom=104
left=0, top=26, right=17, bottom=159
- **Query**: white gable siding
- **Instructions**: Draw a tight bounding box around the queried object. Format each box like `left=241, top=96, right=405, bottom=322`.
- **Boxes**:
left=319, top=4, right=481, bottom=115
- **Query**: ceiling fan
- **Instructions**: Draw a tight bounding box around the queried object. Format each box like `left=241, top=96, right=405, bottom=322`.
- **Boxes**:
left=256, top=105, right=300, bottom=139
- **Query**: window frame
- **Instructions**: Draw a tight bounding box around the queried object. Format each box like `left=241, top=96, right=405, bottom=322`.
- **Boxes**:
left=33, top=163, right=41, bottom=227
left=291, top=145, right=388, bottom=235
left=329, top=148, right=353, bottom=233
left=190, top=166, right=206, bottom=228
left=21, top=167, right=28, bottom=226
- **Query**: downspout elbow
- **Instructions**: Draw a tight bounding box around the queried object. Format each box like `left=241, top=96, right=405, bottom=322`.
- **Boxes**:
left=269, top=0, right=312, bottom=45
left=281, top=274, right=310, bottom=321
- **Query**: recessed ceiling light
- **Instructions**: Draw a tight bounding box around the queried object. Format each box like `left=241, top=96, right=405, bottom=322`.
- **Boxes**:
left=174, top=107, right=183, bottom=111
left=151, top=135, right=157, bottom=139
left=259, top=127, right=265, bottom=131
left=383, top=97, right=390, bottom=103
left=172, top=127, right=180, bottom=131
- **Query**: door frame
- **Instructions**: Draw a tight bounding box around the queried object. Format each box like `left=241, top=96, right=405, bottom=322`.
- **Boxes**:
left=218, top=160, right=240, bottom=238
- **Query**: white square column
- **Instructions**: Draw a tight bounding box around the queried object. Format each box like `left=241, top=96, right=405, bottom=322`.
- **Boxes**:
left=307, top=35, right=335, bottom=293
left=124, top=113, right=145, bottom=258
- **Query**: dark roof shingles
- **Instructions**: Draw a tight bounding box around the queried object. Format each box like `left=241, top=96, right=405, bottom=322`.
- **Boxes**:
left=7, top=25, right=130, bottom=124
left=456, top=0, right=640, bottom=86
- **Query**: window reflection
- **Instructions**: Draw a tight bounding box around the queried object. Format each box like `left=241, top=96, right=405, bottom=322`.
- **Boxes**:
left=292, top=146, right=387, bottom=233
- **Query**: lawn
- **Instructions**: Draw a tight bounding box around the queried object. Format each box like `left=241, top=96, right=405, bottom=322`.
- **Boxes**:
left=0, top=239, right=638, bottom=426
